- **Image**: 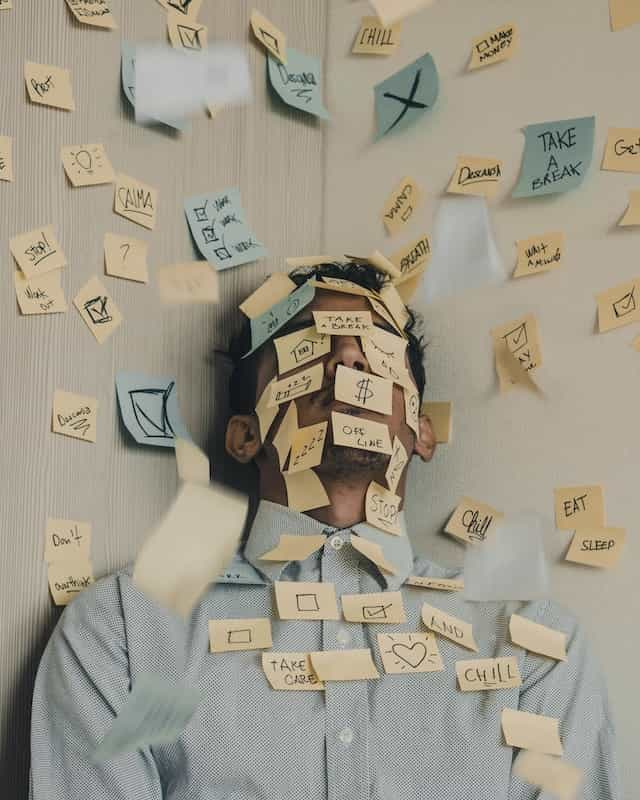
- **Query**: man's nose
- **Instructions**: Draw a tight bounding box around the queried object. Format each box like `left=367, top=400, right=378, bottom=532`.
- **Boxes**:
left=325, top=335, right=370, bottom=379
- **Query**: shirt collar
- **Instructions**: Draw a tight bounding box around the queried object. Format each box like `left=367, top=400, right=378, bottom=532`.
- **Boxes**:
left=243, top=499, right=414, bottom=591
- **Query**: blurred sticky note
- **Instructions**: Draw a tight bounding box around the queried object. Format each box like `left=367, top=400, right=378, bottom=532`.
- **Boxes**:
left=287, top=421, right=327, bottom=473
left=133, top=481, right=247, bottom=617
left=341, top=591, right=406, bottom=623
left=421, top=603, right=478, bottom=650
left=267, top=48, right=329, bottom=119
left=390, top=234, right=431, bottom=278
left=272, top=400, right=297, bottom=469
left=0, top=0, right=12, bottom=8
left=0, top=135, right=14, bottom=181
left=174, top=437, right=209, bottom=485
left=120, top=41, right=185, bottom=130
left=167, top=13, right=207, bottom=51
left=404, top=386, right=420, bottom=436
left=565, top=527, right=626, bottom=568
left=259, top=534, right=326, bottom=562
left=61, top=144, right=114, bottom=187
left=447, top=155, right=503, bottom=198
left=421, top=401, right=451, bottom=443
left=378, top=632, right=442, bottom=673
left=310, top=649, right=379, bottom=681
left=247, top=280, right=316, bottom=356
left=104, top=233, right=149, bottom=283
left=156, top=0, right=203, bottom=17
left=512, top=116, right=595, bottom=198
left=513, top=231, right=563, bottom=278
left=365, top=480, right=402, bottom=535
left=14, top=270, right=67, bottom=315
left=596, top=277, right=640, bottom=331
left=371, top=0, right=432, bottom=26
left=610, top=0, right=640, bottom=31
left=209, top=617, right=272, bottom=652
left=52, top=390, right=98, bottom=443
left=44, top=518, right=91, bottom=563
left=619, top=190, right=640, bottom=226
left=255, top=379, right=278, bottom=443
left=269, top=362, right=324, bottom=407
left=352, top=16, right=400, bottom=55
left=283, top=469, right=329, bottom=512
left=48, top=558, right=94, bottom=605
left=554, top=485, right=604, bottom=530
left=25, top=62, right=75, bottom=110
left=116, top=371, right=190, bottom=447
left=405, top=575, right=463, bottom=591
left=114, top=173, right=158, bottom=230
left=382, top=176, right=422, bottom=235
left=157, top=262, right=219, bottom=304
left=335, top=365, right=393, bottom=415
left=92, top=673, right=200, bottom=762
left=514, top=751, right=583, bottom=800
left=468, top=23, right=517, bottom=70
left=456, top=657, right=522, bottom=691
left=331, top=411, right=392, bottom=455
left=313, top=310, right=373, bottom=334
left=491, top=313, right=542, bottom=393
left=10, top=225, right=66, bottom=278
left=502, top=708, right=563, bottom=755
left=65, top=0, right=117, bottom=29
left=73, top=276, right=123, bottom=343
left=250, top=9, right=286, bottom=64
left=262, top=652, right=325, bottom=691
left=274, top=325, right=330, bottom=373
left=602, top=127, right=640, bottom=172
left=274, top=580, right=339, bottom=620
left=509, top=614, right=567, bottom=661
left=445, top=496, right=502, bottom=544
left=350, top=534, right=397, bottom=575
left=240, top=273, right=295, bottom=319
left=385, top=436, right=408, bottom=492
left=374, top=52, right=438, bottom=139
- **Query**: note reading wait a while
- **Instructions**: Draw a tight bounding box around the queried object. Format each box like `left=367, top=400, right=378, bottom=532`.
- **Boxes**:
left=513, top=232, right=564, bottom=278
left=274, top=580, right=339, bottom=621
left=65, top=0, right=117, bottom=29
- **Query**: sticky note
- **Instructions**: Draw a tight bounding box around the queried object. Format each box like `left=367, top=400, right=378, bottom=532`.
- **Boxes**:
left=120, top=41, right=185, bottom=131
left=390, top=234, right=431, bottom=279
left=350, top=534, right=396, bottom=575
left=371, top=0, right=432, bottom=25
left=363, top=329, right=411, bottom=387
left=313, top=276, right=378, bottom=299
left=619, top=190, right=640, bottom=226
left=52, top=390, right=98, bottom=443
left=596, top=277, right=640, bottom=331
left=174, top=438, right=209, bottom=485
left=310, top=649, right=379, bottom=681
left=133, top=482, right=247, bottom=617
left=602, top=127, right=640, bottom=172
left=0, top=135, right=14, bottom=181
left=208, top=618, right=272, bottom=652
left=259, top=534, right=326, bottom=562
left=374, top=52, right=438, bottom=139
left=274, top=325, right=330, bottom=374
left=491, top=313, right=542, bottom=392
left=554, top=485, right=604, bottom=530
left=10, top=225, right=66, bottom=278
left=272, top=400, right=298, bottom=469
left=502, top=708, right=563, bottom=755
left=274, top=580, right=339, bottom=620
left=341, top=591, right=406, bottom=623
left=456, top=657, right=522, bottom=691
left=44, top=518, right=91, bottom=563
left=365, top=480, right=402, bottom=535
left=403, top=386, right=420, bottom=435
left=262, top=652, right=325, bottom=690
left=25, top=62, right=75, bottom=111
left=268, top=362, right=324, bottom=407
left=240, top=273, right=296, bottom=319
left=116, top=371, right=190, bottom=447
left=382, top=177, right=422, bottom=234
left=513, top=751, right=583, bottom=800
left=378, top=632, right=443, bottom=674
left=352, top=16, right=401, bottom=55
left=73, top=276, right=123, bottom=343
left=331, top=411, right=392, bottom=455
left=0, top=0, right=12, bottom=8
left=48, top=558, right=94, bottom=605
left=157, top=262, right=219, bottom=304
left=447, top=156, right=503, bottom=198
left=61, top=144, right=114, bottom=187
left=445, top=496, right=503, bottom=544
left=250, top=9, right=286, bottom=63
left=114, top=173, right=158, bottom=230
left=405, top=575, right=463, bottom=591
left=65, top=0, right=117, bottom=28
left=421, top=401, right=451, bottom=443
left=155, top=0, right=203, bottom=18
left=287, top=421, right=327, bottom=473
left=610, top=0, right=640, bottom=31
left=335, top=365, right=393, bottom=415
left=104, top=233, right=149, bottom=283
left=421, top=603, right=478, bottom=651
left=565, top=527, right=626, bottom=568
left=14, top=270, right=67, bottom=315
left=267, top=48, right=329, bottom=119
left=283, top=469, right=330, bottom=512
left=468, top=23, right=517, bottom=70
left=513, top=116, right=595, bottom=198
left=509, top=614, right=567, bottom=661
left=255, top=379, right=278, bottom=443
left=385, top=436, right=408, bottom=492
left=513, top=232, right=564, bottom=278
left=313, top=310, right=373, bottom=335
left=379, top=283, right=409, bottom=330
left=167, top=13, right=207, bottom=50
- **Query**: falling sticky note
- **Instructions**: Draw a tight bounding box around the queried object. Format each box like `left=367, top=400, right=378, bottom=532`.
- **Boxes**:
left=116, top=371, right=190, bottom=447
left=73, top=276, right=123, bottom=343
left=114, top=173, right=158, bottom=230
left=313, top=310, right=373, bottom=335
left=405, top=575, right=463, bottom=591
left=61, top=144, right=114, bottom=187
left=513, top=232, right=564, bottom=278
left=341, top=591, right=406, bottom=623
left=274, top=325, right=330, bottom=374
left=554, top=485, right=605, bottom=530
left=421, top=603, right=478, bottom=650
left=335, top=365, right=393, bottom=416
left=421, top=401, right=451, bottom=443
left=174, top=437, right=210, bottom=485
left=390, top=234, right=431, bottom=279
left=250, top=9, right=286, bottom=64
left=209, top=618, right=272, bottom=652
left=596, top=277, right=640, bottom=331
left=501, top=708, right=563, bottom=755
left=167, top=12, right=207, bottom=51
left=267, top=48, right=329, bottom=119
left=259, top=534, right=326, bottom=562
left=262, top=652, right=325, bottom=691
left=445, top=496, right=503, bottom=545
left=331, top=411, right=393, bottom=456
left=14, top=270, right=68, bottom=315
left=382, top=176, right=423, bottom=235
left=104, top=233, right=149, bottom=283
left=371, top=0, right=432, bottom=26
left=283, top=469, right=330, bottom=512
left=155, top=0, right=203, bottom=17
left=310, top=649, right=379, bottom=681
left=378, top=632, right=443, bottom=674
left=468, top=23, right=518, bottom=70
left=512, top=116, right=595, bottom=198
left=610, top=0, right=640, bottom=31
left=365, top=480, right=402, bottom=535
left=240, top=274, right=296, bottom=319
left=274, top=580, right=339, bottom=620
left=255, top=379, right=278, bottom=443
left=247, top=280, right=316, bottom=356
left=513, top=751, right=583, bottom=800
left=25, top=62, right=75, bottom=111
left=121, top=41, right=186, bottom=131
left=272, top=400, right=298, bottom=469
left=10, top=225, right=66, bottom=278
left=0, top=0, right=12, bottom=8
left=374, top=52, right=438, bottom=140
left=385, top=436, right=408, bottom=493
left=602, top=127, right=640, bottom=172
left=509, top=614, right=567, bottom=661
left=48, top=558, right=94, bottom=606
left=157, top=262, right=219, bottom=304
left=0, top=135, right=14, bottom=181
left=287, top=421, right=327, bottom=473
left=51, top=390, right=98, bottom=443
left=491, top=313, right=542, bottom=393
left=379, top=283, right=409, bottom=329
left=269, top=362, right=324, bottom=407
left=352, top=16, right=401, bottom=56
left=619, top=190, right=640, bottom=226
left=350, top=534, right=397, bottom=575
left=447, top=156, right=503, bottom=198
left=65, top=0, right=117, bottom=29
left=456, top=657, right=522, bottom=692
left=565, top=527, right=626, bottom=569
left=44, top=518, right=91, bottom=563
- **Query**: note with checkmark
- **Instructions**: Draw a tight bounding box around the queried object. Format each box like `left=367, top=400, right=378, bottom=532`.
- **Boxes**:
left=490, top=313, right=542, bottom=393
left=596, top=277, right=640, bottom=332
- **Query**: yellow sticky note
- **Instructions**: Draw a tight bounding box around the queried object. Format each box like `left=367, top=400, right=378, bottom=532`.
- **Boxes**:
left=421, top=603, right=478, bottom=651
left=362, top=327, right=409, bottom=381
left=0, top=135, right=14, bottom=181
left=104, top=233, right=149, bottom=283
left=554, top=485, right=604, bottom=530
left=167, top=12, right=207, bottom=50
left=313, top=310, right=373, bottom=335
left=468, top=23, right=518, bottom=70
left=331, top=411, right=392, bottom=455
left=174, top=438, right=210, bottom=485
left=208, top=618, right=272, bottom=652
left=274, top=580, right=339, bottom=620
left=51, top=390, right=98, bottom=443
left=310, top=649, right=379, bottom=681
left=421, top=401, right=452, bottom=443
left=157, top=262, right=219, bottom=303
left=283, top=469, right=329, bottom=512
left=491, top=313, right=542, bottom=392
left=352, top=16, right=401, bottom=55
left=456, top=657, right=522, bottom=692
left=65, top=0, right=117, bottom=29
left=634, top=333, right=640, bottom=350
left=61, top=144, right=114, bottom=187
left=405, top=575, right=464, bottom=591
left=365, top=480, right=402, bottom=535
left=114, top=173, right=158, bottom=230
left=272, top=400, right=298, bottom=469
left=156, top=0, right=202, bottom=17
left=335, top=365, right=393, bottom=415
left=379, top=283, right=409, bottom=330
left=403, top=386, right=420, bottom=435
left=610, top=0, right=640, bottom=32
left=513, top=232, right=564, bottom=278
left=602, top=127, right=640, bottom=172
left=502, top=708, right=563, bottom=756
left=596, top=277, right=640, bottom=332
left=47, top=558, right=94, bottom=605
left=44, top=518, right=91, bottom=563
left=255, top=378, right=278, bottom=443
left=239, top=273, right=296, bottom=319
left=389, top=234, right=431, bottom=279
left=259, top=534, right=326, bottom=562
left=14, top=270, right=67, bottom=315
left=378, top=632, right=443, bottom=674
left=371, top=0, right=432, bottom=26
left=287, top=421, right=327, bottom=474
left=350, top=534, right=396, bottom=575
left=10, top=225, right=66, bottom=278
left=385, top=436, right=408, bottom=493
left=509, top=614, right=567, bottom=661
left=619, top=190, right=640, bottom=226
left=73, top=275, right=123, bottom=343
left=382, top=177, right=422, bottom=235
left=312, top=276, right=377, bottom=299
left=274, top=325, right=330, bottom=374
left=447, top=155, right=503, bottom=197
left=250, top=9, right=287, bottom=64
left=445, top=496, right=503, bottom=545
left=25, top=62, right=75, bottom=110
left=369, top=297, right=404, bottom=336
left=565, top=527, right=626, bottom=569
left=341, top=591, right=406, bottom=623
left=269, top=362, right=324, bottom=407
left=262, top=652, right=325, bottom=691
left=0, top=0, right=12, bottom=8
left=513, top=751, right=583, bottom=800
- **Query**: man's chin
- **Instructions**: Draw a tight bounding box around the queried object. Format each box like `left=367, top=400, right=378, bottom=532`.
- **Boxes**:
left=314, top=444, right=388, bottom=480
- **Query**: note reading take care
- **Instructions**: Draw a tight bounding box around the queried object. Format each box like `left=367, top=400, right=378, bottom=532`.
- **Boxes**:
left=73, top=276, right=123, bottom=343
left=445, top=496, right=503, bottom=544
left=262, top=652, right=325, bottom=691
left=10, top=225, right=66, bottom=278
left=52, top=390, right=98, bottom=442
left=61, top=144, right=115, bottom=187
left=447, top=156, right=503, bottom=198
left=377, top=632, right=443, bottom=674
left=468, top=23, right=518, bottom=70
left=382, top=176, right=422, bottom=235
left=114, top=173, right=158, bottom=230
left=565, top=527, right=626, bottom=568
left=456, top=657, right=522, bottom=691
left=554, top=485, right=605, bottom=530
left=513, top=232, right=564, bottom=278
left=25, top=62, right=75, bottom=110
left=104, top=233, right=149, bottom=283
left=352, top=16, right=401, bottom=56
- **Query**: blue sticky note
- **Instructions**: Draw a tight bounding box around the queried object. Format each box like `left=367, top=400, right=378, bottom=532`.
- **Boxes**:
left=116, top=371, right=191, bottom=448
left=267, top=48, right=330, bottom=120
left=512, top=116, right=595, bottom=198
left=184, top=188, right=268, bottom=271
left=245, top=280, right=316, bottom=357
left=374, top=52, right=439, bottom=140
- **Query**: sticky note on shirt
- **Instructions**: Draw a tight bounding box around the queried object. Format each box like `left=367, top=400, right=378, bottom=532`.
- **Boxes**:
left=10, top=225, right=66, bottom=278
left=501, top=708, right=563, bottom=755
left=167, top=13, right=207, bottom=51
left=0, top=135, right=14, bottom=181
left=287, top=421, right=327, bottom=473
left=513, top=751, right=583, bottom=800
left=267, top=48, right=329, bottom=119
left=596, top=277, right=640, bottom=331
left=468, top=23, right=517, bottom=70
left=421, top=603, right=478, bottom=650
left=331, top=411, right=392, bottom=455
left=73, top=276, right=123, bottom=343
left=310, top=649, right=379, bottom=681
left=209, top=618, right=272, bottom=652
left=378, top=632, right=443, bottom=674
left=157, top=262, right=219, bottom=304
left=274, top=326, right=330, bottom=374
left=259, top=534, right=326, bottom=562
left=421, top=401, right=451, bottom=443
left=385, top=436, right=408, bottom=492
left=44, top=518, right=91, bottom=563
left=445, top=496, right=503, bottom=544
left=619, top=190, right=640, bottom=226
left=52, top=390, right=98, bottom=442
left=365, top=481, right=402, bottom=535
left=313, top=310, right=373, bottom=335
left=447, top=156, right=503, bottom=198
left=240, top=273, right=296, bottom=319
left=61, top=144, right=114, bottom=187
left=274, top=580, right=339, bottom=620
left=406, top=575, right=463, bottom=591
left=565, top=527, right=626, bottom=568
left=352, top=16, right=401, bottom=55
left=250, top=9, right=286, bottom=63
left=335, top=365, right=393, bottom=416
left=283, top=469, right=330, bottom=512
left=115, top=371, right=190, bottom=447
left=341, top=591, right=406, bottom=623
left=382, top=177, right=422, bottom=235
left=48, top=558, right=94, bottom=605
left=513, top=231, right=564, bottom=278
left=374, top=52, right=438, bottom=139
left=262, top=652, right=325, bottom=690
left=350, top=534, right=397, bottom=575
left=65, top=0, right=117, bottom=29
left=114, top=173, right=158, bottom=230
left=491, top=313, right=542, bottom=392
left=14, top=270, right=67, bottom=315
left=456, top=657, right=522, bottom=691
left=554, top=485, right=604, bottom=530
left=104, top=233, right=149, bottom=283
left=269, top=362, right=324, bottom=407
left=25, top=62, right=75, bottom=110
left=601, top=127, right=640, bottom=172
left=509, top=614, right=567, bottom=661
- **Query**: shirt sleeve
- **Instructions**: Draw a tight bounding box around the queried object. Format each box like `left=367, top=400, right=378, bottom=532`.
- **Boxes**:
left=508, top=600, right=622, bottom=800
left=30, top=574, right=163, bottom=800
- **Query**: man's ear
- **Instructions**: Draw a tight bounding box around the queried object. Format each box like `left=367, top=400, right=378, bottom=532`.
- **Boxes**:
left=225, top=414, right=262, bottom=463
left=413, top=413, right=436, bottom=462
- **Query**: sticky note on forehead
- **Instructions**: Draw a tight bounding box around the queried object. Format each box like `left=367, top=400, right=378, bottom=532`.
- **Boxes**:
left=239, top=273, right=296, bottom=319
left=313, top=310, right=373, bottom=334
left=246, top=280, right=315, bottom=356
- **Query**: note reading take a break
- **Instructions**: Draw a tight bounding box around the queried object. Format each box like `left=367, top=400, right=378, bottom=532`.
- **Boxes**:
left=509, top=614, right=567, bottom=661
left=456, top=657, right=522, bottom=691
left=468, top=23, right=518, bottom=70
left=274, top=325, right=330, bottom=374
left=250, top=9, right=286, bottom=64
left=335, top=365, right=393, bottom=416
left=269, top=362, right=324, bottom=407
left=378, top=632, right=443, bottom=674
left=554, top=485, right=604, bottom=530
left=342, top=591, right=406, bottom=623
left=601, top=127, right=640, bottom=172
left=513, top=232, right=564, bottom=278
left=208, top=618, right=272, bottom=653
left=48, top=558, right=94, bottom=605
left=14, top=270, right=67, bottom=315
left=313, top=310, right=373, bottom=335
left=287, top=421, right=327, bottom=474
left=565, top=527, right=626, bottom=569
left=52, top=390, right=98, bottom=443
left=61, top=144, right=114, bottom=187
left=274, top=580, right=339, bottom=621
left=447, top=156, right=503, bottom=198
left=331, top=411, right=392, bottom=456
left=385, top=436, right=408, bottom=493
left=262, top=652, right=325, bottom=691
left=73, top=276, right=123, bottom=343
left=352, top=16, right=401, bottom=56
left=114, top=173, right=158, bottom=230
left=44, top=518, right=91, bottom=563
left=65, top=0, right=117, bottom=29
left=365, top=481, right=402, bottom=535
left=10, top=225, right=66, bottom=278
left=0, top=135, right=14, bottom=181
left=283, top=469, right=330, bottom=512
left=259, top=534, right=326, bottom=562
left=104, top=233, right=149, bottom=283
left=445, top=496, right=503, bottom=545
left=310, top=649, right=379, bottom=681
left=421, top=401, right=452, bottom=443
left=157, top=262, right=219, bottom=304
left=501, top=708, right=563, bottom=755
left=25, top=62, right=75, bottom=111
left=382, top=177, right=422, bottom=235
left=421, top=603, right=478, bottom=651
left=596, top=277, right=640, bottom=332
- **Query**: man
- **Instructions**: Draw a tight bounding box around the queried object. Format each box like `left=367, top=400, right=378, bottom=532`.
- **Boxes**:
left=31, top=262, right=620, bottom=799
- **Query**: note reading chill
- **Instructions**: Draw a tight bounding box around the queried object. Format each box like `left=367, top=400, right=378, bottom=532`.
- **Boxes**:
left=374, top=51, right=438, bottom=139
left=445, top=496, right=503, bottom=544
left=352, top=16, right=401, bottom=56
left=456, top=657, right=522, bottom=691
left=513, top=232, right=564, bottom=278
left=447, top=156, right=503, bottom=198
left=25, top=62, right=75, bottom=110
left=262, top=652, right=324, bottom=691
left=52, top=390, right=98, bottom=442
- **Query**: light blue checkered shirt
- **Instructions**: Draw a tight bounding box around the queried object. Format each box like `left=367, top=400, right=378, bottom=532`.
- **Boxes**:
left=30, top=500, right=621, bottom=799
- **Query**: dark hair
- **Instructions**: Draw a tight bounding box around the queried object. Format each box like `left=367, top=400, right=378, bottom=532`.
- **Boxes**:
left=228, top=261, right=427, bottom=415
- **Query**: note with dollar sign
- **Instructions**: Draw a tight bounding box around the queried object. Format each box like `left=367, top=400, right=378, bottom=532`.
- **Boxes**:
left=334, top=365, right=393, bottom=415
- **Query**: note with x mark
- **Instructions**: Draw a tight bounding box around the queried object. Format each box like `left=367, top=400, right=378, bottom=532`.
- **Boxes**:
left=374, top=52, right=439, bottom=139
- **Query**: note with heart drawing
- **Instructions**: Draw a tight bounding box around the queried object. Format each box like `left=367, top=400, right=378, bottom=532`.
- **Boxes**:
left=377, top=632, right=443, bottom=674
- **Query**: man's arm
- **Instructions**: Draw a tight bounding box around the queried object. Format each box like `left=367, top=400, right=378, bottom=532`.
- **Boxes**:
left=30, top=575, right=162, bottom=800
left=508, top=601, right=622, bottom=800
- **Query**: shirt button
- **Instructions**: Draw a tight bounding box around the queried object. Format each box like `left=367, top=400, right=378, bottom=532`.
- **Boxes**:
left=336, top=627, right=351, bottom=647
left=338, top=727, right=354, bottom=746
left=330, top=535, right=343, bottom=550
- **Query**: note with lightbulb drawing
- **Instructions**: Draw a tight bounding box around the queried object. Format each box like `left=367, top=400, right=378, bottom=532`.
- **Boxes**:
left=61, top=144, right=115, bottom=187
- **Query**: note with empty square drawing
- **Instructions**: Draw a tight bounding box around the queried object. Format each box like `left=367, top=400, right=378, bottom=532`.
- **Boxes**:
left=341, top=591, right=406, bottom=623
left=274, top=581, right=339, bottom=620
left=52, top=390, right=98, bottom=442
left=335, top=365, right=393, bottom=415
left=74, top=276, right=123, bottom=343
left=596, top=277, right=640, bottom=331
left=25, top=62, right=75, bottom=110
left=209, top=618, right=272, bottom=652
left=10, top=225, right=66, bottom=278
